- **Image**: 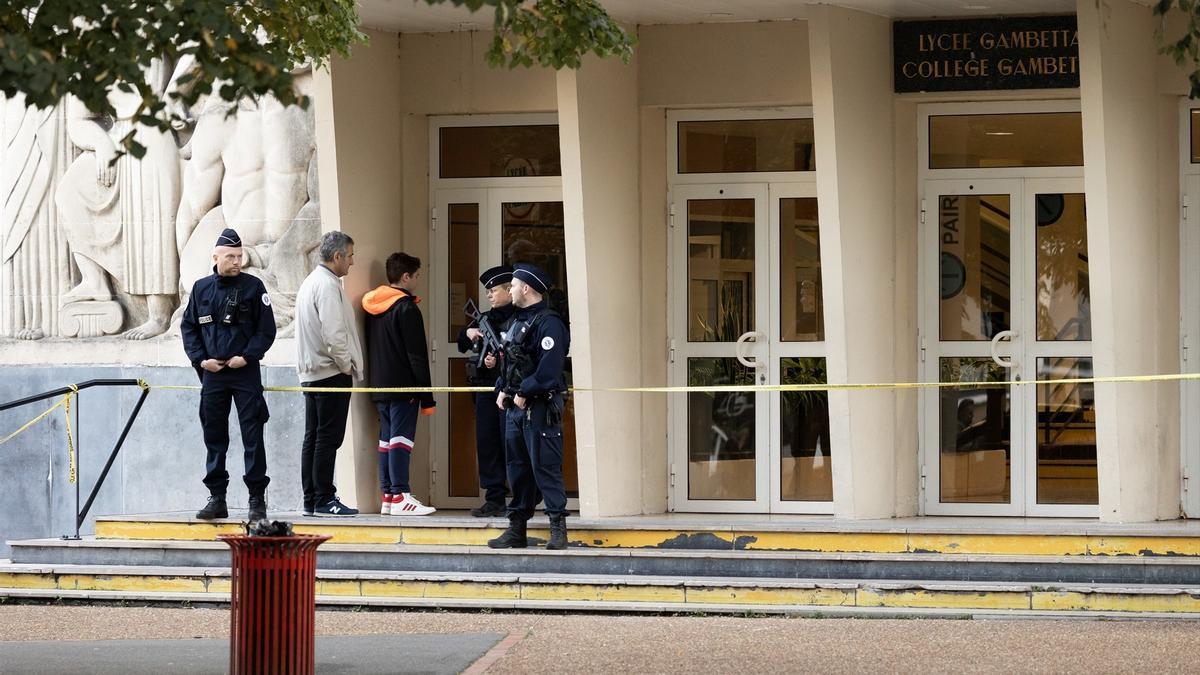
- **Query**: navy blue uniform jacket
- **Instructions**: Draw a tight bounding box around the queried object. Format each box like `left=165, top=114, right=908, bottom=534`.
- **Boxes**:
left=497, top=300, right=570, bottom=398
left=181, top=270, right=277, bottom=379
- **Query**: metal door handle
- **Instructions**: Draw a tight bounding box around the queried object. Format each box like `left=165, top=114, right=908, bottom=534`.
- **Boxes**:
left=735, top=331, right=763, bottom=369
left=990, top=330, right=1016, bottom=368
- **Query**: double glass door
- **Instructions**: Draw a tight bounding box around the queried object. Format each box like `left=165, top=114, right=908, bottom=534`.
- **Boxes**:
left=669, top=183, right=833, bottom=513
left=921, top=178, right=1098, bottom=516
left=430, top=186, right=578, bottom=509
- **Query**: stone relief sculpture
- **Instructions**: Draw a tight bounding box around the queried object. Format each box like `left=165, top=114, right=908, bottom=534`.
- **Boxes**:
left=0, top=56, right=320, bottom=342
left=0, top=95, right=74, bottom=340
left=171, top=59, right=320, bottom=336
left=56, top=58, right=181, bottom=339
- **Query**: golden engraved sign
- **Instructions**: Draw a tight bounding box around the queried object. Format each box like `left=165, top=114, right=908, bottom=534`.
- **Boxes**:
left=894, top=16, right=1079, bottom=93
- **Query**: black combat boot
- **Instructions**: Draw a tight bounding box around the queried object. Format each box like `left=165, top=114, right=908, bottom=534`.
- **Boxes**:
left=196, top=495, right=228, bottom=520
left=248, top=495, right=267, bottom=522
left=546, top=514, right=568, bottom=550
left=487, top=514, right=528, bottom=549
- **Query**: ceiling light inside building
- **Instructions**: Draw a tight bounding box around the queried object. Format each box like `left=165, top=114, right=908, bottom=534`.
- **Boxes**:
left=985, top=131, right=1014, bottom=136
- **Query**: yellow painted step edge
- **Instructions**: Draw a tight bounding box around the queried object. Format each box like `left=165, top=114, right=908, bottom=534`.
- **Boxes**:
left=93, top=520, right=1200, bottom=557
left=3, top=573, right=1199, bottom=613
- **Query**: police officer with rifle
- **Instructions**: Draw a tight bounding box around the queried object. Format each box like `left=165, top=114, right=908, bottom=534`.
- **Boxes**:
left=488, top=263, right=571, bottom=551
left=457, top=266, right=517, bottom=517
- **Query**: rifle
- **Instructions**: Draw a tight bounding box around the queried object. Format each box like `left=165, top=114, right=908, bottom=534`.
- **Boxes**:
left=463, top=299, right=505, bottom=374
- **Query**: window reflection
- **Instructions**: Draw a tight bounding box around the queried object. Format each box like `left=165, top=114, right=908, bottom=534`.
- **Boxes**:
left=1036, top=193, right=1090, bottom=341
left=779, top=198, right=824, bottom=342
left=1037, top=357, right=1098, bottom=505
left=448, top=203, right=479, bottom=342
left=688, top=199, right=755, bottom=342
left=939, top=358, right=1011, bottom=504
left=678, top=119, right=815, bottom=173
left=929, top=113, right=1083, bottom=169
left=439, top=125, right=561, bottom=178
left=780, top=358, right=831, bottom=502
left=688, top=358, right=755, bottom=501
left=939, top=194, right=1011, bottom=341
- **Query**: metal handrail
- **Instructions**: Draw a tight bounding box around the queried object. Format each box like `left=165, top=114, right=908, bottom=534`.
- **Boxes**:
left=1, top=379, right=151, bottom=539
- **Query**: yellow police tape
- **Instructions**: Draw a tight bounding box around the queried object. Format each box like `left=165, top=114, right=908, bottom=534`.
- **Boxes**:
left=143, top=371, right=1200, bottom=394
left=4, top=372, right=1200, bottom=458
left=0, top=385, right=78, bottom=484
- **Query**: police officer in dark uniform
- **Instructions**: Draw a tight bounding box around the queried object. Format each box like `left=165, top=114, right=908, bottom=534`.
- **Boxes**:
left=456, top=265, right=518, bottom=517
left=181, top=228, right=277, bottom=522
left=488, top=263, right=571, bottom=550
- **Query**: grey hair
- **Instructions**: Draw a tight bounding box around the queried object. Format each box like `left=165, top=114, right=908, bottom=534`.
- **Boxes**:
left=319, top=231, right=355, bottom=262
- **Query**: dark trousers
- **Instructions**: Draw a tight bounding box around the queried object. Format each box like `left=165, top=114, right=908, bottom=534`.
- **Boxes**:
left=504, top=397, right=567, bottom=519
left=200, top=366, right=270, bottom=497
left=376, top=399, right=418, bottom=495
left=301, top=372, right=351, bottom=510
left=475, top=392, right=507, bottom=505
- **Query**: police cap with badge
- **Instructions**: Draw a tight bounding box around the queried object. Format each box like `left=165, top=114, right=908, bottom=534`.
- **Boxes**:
left=480, top=265, right=513, bottom=289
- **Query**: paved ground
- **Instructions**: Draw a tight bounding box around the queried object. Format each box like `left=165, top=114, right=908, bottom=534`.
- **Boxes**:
left=0, top=605, right=1198, bottom=673
left=0, top=634, right=503, bottom=675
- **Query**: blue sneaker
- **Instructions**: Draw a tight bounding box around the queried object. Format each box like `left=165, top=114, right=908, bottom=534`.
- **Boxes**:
left=313, top=497, right=358, bottom=517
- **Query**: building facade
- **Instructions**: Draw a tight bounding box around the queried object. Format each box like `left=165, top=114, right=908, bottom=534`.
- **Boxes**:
left=1, top=0, right=1197, bottom=538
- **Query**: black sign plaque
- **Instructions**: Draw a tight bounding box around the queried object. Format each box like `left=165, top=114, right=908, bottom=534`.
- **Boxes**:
left=894, top=15, right=1079, bottom=93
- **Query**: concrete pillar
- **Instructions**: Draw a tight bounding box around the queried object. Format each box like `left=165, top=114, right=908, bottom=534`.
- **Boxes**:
left=1077, top=0, right=1180, bottom=522
left=808, top=6, right=899, bottom=518
left=313, top=32, right=404, bottom=512
left=556, top=52, right=645, bottom=517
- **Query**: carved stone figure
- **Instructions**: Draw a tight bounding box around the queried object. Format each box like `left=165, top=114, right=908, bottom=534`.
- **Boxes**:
left=55, top=59, right=182, bottom=339
left=171, top=61, right=319, bottom=334
left=0, top=95, right=74, bottom=340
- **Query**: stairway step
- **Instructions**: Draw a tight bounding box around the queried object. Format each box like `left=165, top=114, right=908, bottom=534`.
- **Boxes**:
left=10, top=538, right=1200, bottom=585
left=2, top=562, right=1198, bottom=615
left=91, top=513, right=1200, bottom=557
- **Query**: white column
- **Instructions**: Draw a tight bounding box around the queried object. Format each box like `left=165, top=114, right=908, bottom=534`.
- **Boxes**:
left=556, top=51, right=645, bottom=517
left=808, top=6, right=900, bottom=519
left=1077, top=0, right=1180, bottom=522
left=313, top=33, right=405, bottom=511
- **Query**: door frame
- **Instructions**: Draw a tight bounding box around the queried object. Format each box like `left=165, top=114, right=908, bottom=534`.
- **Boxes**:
left=918, top=178, right=1029, bottom=517
left=428, top=114, right=574, bottom=510
left=916, top=100, right=1094, bottom=517
left=1180, top=100, right=1200, bottom=519
left=665, top=107, right=824, bottom=514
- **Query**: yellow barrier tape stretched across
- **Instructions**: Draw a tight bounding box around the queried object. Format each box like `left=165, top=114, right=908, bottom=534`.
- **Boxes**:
left=142, top=370, right=1200, bottom=395
left=0, top=385, right=78, bottom=485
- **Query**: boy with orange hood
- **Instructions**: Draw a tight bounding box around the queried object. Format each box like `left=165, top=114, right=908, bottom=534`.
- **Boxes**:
left=362, top=252, right=436, bottom=515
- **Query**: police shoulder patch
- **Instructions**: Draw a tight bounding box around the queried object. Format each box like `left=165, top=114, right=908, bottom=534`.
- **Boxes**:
left=262, top=293, right=271, bottom=306
left=541, top=336, right=555, bottom=351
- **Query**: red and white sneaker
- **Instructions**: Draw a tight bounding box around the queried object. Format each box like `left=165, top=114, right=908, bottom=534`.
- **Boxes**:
left=380, top=494, right=393, bottom=515
left=391, top=493, right=436, bottom=516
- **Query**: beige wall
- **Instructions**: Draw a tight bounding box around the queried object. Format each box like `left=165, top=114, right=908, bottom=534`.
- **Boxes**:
left=1078, top=0, right=1181, bottom=521
left=638, top=22, right=812, bottom=107
left=315, top=28, right=405, bottom=508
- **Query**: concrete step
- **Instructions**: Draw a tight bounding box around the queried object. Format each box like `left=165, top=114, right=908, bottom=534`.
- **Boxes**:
left=10, top=538, right=1200, bottom=586
left=91, top=513, right=1200, bottom=557
left=2, top=562, right=1199, bottom=615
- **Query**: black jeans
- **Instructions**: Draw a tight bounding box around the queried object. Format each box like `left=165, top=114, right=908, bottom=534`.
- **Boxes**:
left=301, top=372, right=351, bottom=510
left=200, top=366, right=270, bottom=497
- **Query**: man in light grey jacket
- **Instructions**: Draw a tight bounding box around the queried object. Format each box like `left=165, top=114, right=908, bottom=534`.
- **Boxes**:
left=295, top=231, right=364, bottom=517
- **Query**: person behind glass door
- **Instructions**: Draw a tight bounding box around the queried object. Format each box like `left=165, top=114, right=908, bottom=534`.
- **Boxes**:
left=457, top=265, right=518, bottom=517
left=363, top=252, right=437, bottom=516
left=295, top=231, right=363, bottom=517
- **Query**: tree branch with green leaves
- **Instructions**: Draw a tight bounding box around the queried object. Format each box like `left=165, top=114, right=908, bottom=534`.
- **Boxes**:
left=0, top=0, right=634, bottom=157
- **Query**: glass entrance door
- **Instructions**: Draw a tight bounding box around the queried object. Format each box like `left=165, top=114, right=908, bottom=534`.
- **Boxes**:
left=431, top=186, right=579, bottom=510
left=921, top=178, right=1097, bottom=516
left=670, top=183, right=832, bottom=513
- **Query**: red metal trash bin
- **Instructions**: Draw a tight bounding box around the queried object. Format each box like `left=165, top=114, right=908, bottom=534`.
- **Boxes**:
left=219, top=534, right=331, bottom=675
